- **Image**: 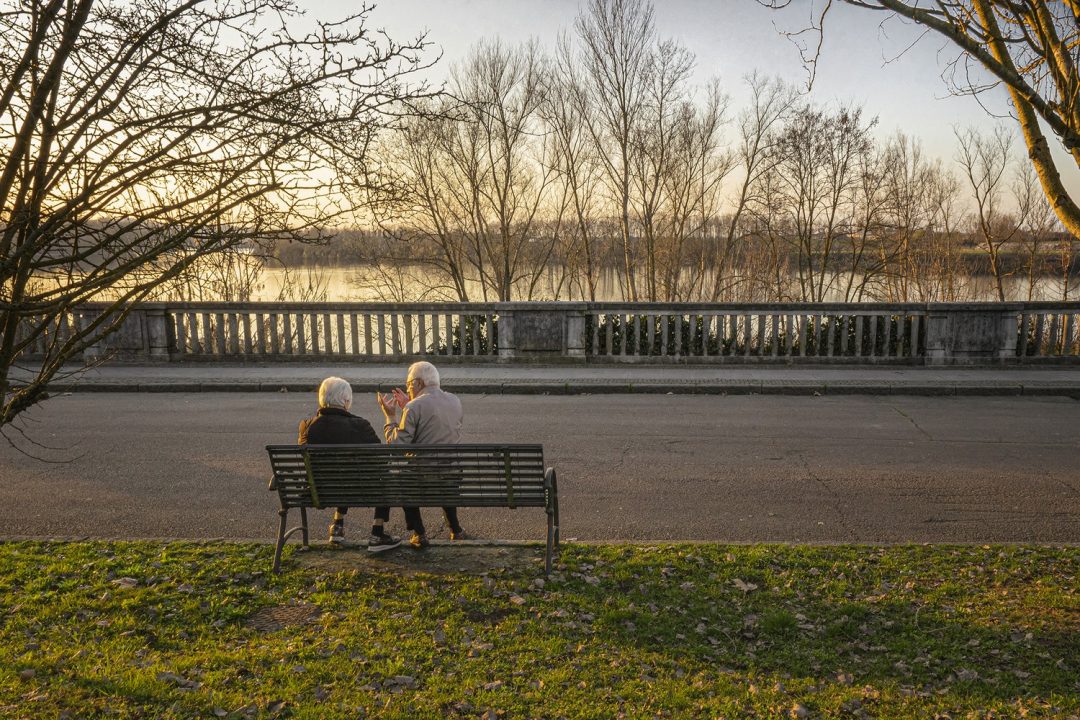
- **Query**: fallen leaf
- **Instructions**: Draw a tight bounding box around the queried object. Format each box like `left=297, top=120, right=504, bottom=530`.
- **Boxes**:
left=732, top=578, right=758, bottom=593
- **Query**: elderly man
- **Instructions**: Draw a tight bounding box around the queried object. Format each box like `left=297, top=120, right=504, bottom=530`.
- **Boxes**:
left=377, top=361, right=467, bottom=549
left=299, top=376, right=402, bottom=552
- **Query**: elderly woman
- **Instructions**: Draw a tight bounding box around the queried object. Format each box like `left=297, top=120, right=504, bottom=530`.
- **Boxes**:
left=298, top=376, right=401, bottom=552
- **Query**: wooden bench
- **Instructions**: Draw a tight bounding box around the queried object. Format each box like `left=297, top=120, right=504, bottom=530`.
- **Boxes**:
left=266, top=443, right=560, bottom=574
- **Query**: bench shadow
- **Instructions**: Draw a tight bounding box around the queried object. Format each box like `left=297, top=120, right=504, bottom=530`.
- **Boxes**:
left=291, top=541, right=544, bottom=577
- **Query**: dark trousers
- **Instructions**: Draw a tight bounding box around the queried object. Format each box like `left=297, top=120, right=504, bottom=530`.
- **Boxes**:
left=403, top=507, right=460, bottom=535
left=335, top=507, right=390, bottom=522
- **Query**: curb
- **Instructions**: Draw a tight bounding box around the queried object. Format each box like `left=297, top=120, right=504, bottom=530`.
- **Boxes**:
left=40, top=381, right=1080, bottom=397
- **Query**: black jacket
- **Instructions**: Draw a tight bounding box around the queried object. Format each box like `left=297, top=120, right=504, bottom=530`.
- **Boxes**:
left=298, top=407, right=380, bottom=445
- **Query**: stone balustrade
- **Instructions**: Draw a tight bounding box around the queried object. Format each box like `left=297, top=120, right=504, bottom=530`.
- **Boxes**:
left=20, top=301, right=1080, bottom=366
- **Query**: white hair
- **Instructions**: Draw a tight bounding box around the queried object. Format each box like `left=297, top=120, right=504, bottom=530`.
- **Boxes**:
left=318, top=376, right=353, bottom=409
left=407, top=361, right=440, bottom=387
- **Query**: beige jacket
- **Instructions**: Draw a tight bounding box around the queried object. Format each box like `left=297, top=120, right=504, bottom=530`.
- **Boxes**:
left=384, top=386, right=463, bottom=445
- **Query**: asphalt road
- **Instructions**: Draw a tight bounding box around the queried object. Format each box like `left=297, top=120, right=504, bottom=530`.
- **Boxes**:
left=1, top=393, right=1078, bottom=544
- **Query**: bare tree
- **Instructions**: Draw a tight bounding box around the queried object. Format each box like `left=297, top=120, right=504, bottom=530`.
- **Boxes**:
left=0, top=0, right=433, bottom=430
left=1013, top=161, right=1060, bottom=300
left=378, top=41, right=554, bottom=302
left=763, top=0, right=1080, bottom=238
left=375, top=108, right=475, bottom=300
left=767, top=104, right=876, bottom=301
left=575, top=0, right=655, bottom=301
left=657, top=80, right=733, bottom=301
left=955, top=125, right=1025, bottom=301
left=542, top=34, right=605, bottom=300
left=709, top=73, right=798, bottom=301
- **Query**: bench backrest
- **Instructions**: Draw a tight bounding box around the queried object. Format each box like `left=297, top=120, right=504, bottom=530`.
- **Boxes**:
left=267, top=444, right=547, bottom=510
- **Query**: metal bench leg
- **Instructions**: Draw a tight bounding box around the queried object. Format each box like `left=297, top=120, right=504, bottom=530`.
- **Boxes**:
left=273, top=508, right=288, bottom=573
left=545, top=512, right=554, bottom=576
left=300, top=507, right=309, bottom=547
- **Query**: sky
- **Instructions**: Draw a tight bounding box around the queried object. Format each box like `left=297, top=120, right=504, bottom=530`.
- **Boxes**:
left=300, top=0, right=1078, bottom=198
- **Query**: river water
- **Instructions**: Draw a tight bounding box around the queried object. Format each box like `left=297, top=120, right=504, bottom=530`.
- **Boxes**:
left=251, top=263, right=1074, bottom=303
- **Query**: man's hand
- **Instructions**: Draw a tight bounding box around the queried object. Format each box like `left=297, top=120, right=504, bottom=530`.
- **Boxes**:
left=376, top=392, right=397, bottom=421
left=391, top=387, right=409, bottom=408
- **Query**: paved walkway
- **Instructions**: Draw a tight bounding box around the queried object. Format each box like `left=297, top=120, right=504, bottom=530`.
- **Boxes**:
left=20, top=362, right=1080, bottom=395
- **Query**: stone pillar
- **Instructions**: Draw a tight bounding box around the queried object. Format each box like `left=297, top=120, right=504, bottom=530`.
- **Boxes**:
left=925, top=303, right=1021, bottom=366
left=497, top=306, right=516, bottom=361
left=565, top=308, right=586, bottom=358
left=495, top=303, right=587, bottom=361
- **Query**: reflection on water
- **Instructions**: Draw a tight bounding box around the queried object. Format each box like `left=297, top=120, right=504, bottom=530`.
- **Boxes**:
left=43, top=261, right=1076, bottom=303
left=256, top=264, right=1074, bottom=303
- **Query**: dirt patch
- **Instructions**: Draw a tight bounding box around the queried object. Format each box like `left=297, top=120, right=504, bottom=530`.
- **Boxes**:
left=292, top=541, right=545, bottom=576
left=245, top=603, right=323, bottom=632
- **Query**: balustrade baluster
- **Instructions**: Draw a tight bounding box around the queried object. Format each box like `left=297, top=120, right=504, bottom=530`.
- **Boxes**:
left=269, top=314, right=279, bottom=355
left=1017, top=313, right=1029, bottom=357
left=1049, top=313, right=1061, bottom=355
left=1062, top=313, right=1073, bottom=356
left=241, top=314, right=252, bottom=355
left=660, top=314, right=669, bottom=355
left=392, top=314, right=402, bottom=355
left=404, top=314, right=414, bottom=355
left=798, top=315, right=807, bottom=357
left=605, top=314, right=614, bottom=356
left=305, top=313, right=316, bottom=354
left=283, top=314, right=293, bottom=355
left=673, top=314, right=682, bottom=358
left=591, top=314, right=600, bottom=356
left=431, top=314, right=440, bottom=355
left=350, top=315, right=359, bottom=356
left=320, top=313, right=330, bottom=354
left=444, top=314, right=454, bottom=355
left=487, top=314, right=496, bottom=355
left=336, top=314, right=346, bottom=354
left=470, top=314, right=480, bottom=356
left=296, top=312, right=307, bottom=355
left=211, top=313, right=223, bottom=356
left=253, top=313, right=264, bottom=354
left=180, top=313, right=192, bottom=354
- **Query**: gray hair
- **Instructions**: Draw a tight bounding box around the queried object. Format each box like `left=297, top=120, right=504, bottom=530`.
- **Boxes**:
left=318, top=376, right=353, bottom=409
left=407, top=361, right=440, bottom=387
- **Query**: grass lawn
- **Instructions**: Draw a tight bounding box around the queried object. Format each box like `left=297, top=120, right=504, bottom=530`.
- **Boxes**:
left=1, top=541, right=1077, bottom=719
